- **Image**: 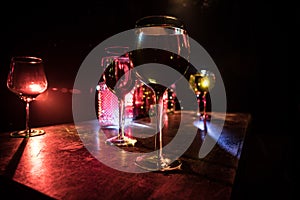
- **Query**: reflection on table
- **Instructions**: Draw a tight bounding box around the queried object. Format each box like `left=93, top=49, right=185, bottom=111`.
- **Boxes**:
left=0, top=111, right=251, bottom=200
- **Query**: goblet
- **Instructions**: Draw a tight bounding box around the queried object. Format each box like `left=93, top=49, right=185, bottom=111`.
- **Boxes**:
left=189, top=69, right=215, bottom=132
left=7, top=56, right=48, bottom=137
left=102, top=48, right=137, bottom=146
left=131, top=15, right=190, bottom=171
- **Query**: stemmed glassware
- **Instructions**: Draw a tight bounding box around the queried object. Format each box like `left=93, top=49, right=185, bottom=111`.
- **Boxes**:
left=131, top=15, right=190, bottom=171
left=7, top=56, right=48, bottom=138
left=102, top=47, right=137, bottom=146
left=97, top=47, right=124, bottom=129
left=189, top=69, right=216, bottom=132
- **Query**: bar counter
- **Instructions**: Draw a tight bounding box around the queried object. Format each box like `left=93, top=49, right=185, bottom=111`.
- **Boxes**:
left=0, top=111, right=250, bottom=199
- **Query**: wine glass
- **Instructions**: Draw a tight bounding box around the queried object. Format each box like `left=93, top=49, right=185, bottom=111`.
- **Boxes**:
left=189, top=69, right=216, bottom=132
left=7, top=56, right=48, bottom=138
left=96, top=46, right=124, bottom=128
left=102, top=48, right=137, bottom=146
left=131, top=15, right=190, bottom=171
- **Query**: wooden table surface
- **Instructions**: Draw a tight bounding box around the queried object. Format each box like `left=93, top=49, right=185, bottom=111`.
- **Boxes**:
left=0, top=111, right=250, bottom=200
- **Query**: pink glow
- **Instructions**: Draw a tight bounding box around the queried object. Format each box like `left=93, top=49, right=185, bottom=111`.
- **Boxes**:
left=29, top=83, right=45, bottom=93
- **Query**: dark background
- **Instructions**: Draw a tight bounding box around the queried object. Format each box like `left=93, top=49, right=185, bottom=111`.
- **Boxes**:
left=0, top=0, right=294, bottom=199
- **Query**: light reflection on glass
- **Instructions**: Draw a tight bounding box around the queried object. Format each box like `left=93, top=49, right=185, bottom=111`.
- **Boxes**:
left=29, top=83, right=45, bottom=93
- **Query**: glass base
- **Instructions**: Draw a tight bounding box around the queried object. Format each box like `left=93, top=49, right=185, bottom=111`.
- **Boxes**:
left=135, top=154, right=182, bottom=172
left=199, top=113, right=211, bottom=121
left=105, top=135, right=137, bottom=147
left=10, top=129, right=46, bottom=138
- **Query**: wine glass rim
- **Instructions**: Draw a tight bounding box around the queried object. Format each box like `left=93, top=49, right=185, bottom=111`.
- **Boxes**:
left=135, top=15, right=186, bottom=30
left=12, top=56, right=43, bottom=64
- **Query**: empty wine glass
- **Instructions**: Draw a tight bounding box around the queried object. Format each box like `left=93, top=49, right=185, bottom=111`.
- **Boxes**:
left=102, top=48, right=137, bottom=146
left=189, top=69, right=215, bottom=132
left=7, top=56, right=48, bottom=137
left=131, top=15, right=190, bottom=171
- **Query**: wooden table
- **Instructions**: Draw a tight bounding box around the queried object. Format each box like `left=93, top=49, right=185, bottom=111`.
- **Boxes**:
left=0, top=111, right=250, bottom=200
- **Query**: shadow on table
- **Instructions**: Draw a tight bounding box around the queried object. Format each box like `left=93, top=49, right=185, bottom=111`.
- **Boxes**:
left=0, top=175, right=54, bottom=199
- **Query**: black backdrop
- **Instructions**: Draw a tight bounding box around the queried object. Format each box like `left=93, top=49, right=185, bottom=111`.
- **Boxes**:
left=0, top=0, right=291, bottom=132
left=0, top=0, right=293, bottom=198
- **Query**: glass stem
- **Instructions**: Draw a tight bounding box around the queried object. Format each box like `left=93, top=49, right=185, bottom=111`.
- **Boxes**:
left=202, top=92, right=207, bottom=119
left=202, top=92, right=207, bottom=133
left=25, top=101, right=30, bottom=136
left=196, top=93, right=201, bottom=118
left=155, top=93, right=164, bottom=167
left=119, top=98, right=126, bottom=139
